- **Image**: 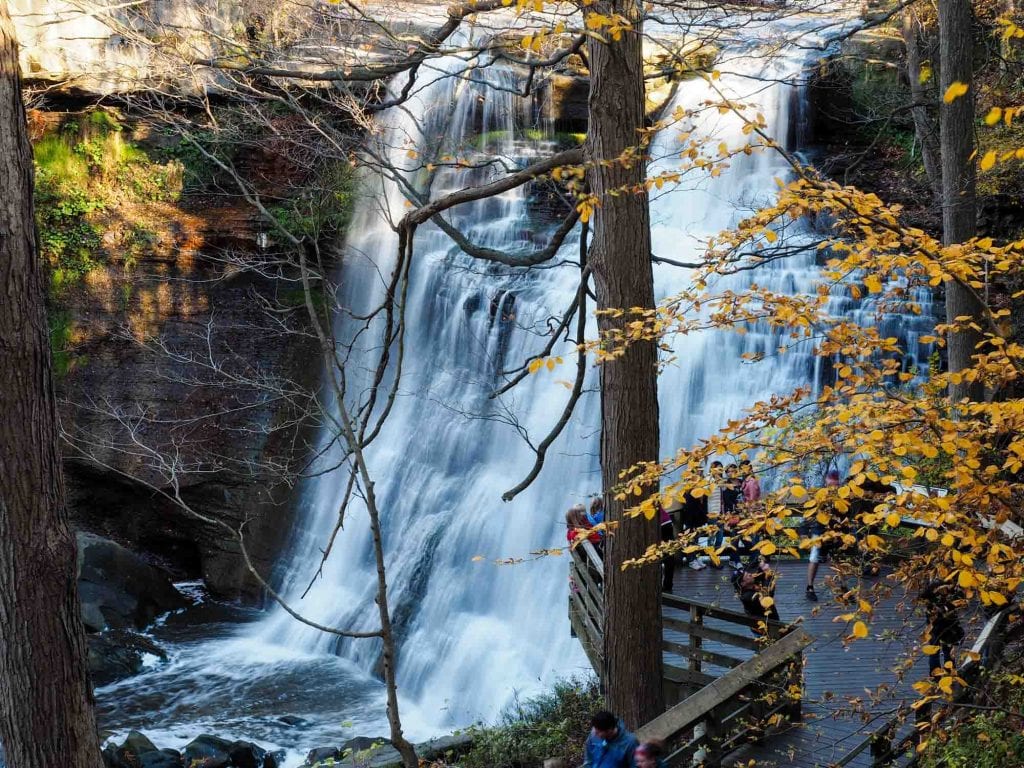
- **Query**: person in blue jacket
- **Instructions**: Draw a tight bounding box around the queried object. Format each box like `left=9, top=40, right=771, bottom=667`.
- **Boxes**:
left=582, top=711, right=638, bottom=768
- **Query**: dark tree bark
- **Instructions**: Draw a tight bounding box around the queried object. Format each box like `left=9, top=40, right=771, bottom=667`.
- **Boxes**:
left=0, top=4, right=103, bottom=766
left=584, top=0, right=664, bottom=729
left=902, top=10, right=942, bottom=200
left=937, top=0, right=986, bottom=402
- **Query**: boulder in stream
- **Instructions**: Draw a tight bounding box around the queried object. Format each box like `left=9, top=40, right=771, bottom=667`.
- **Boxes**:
left=303, top=732, right=473, bottom=767
left=103, top=731, right=183, bottom=768
left=184, top=734, right=233, bottom=767
left=77, top=532, right=189, bottom=632
left=88, top=629, right=167, bottom=686
left=227, top=740, right=268, bottom=768
left=305, top=737, right=394, bottom=765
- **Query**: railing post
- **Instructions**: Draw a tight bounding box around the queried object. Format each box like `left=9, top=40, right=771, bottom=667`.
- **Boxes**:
left=869, top=721, right=895, bottom=764
left=785, top=651, right=803, bottom=720
left=691, top=720, right=708, bottom=767
left=690, top=604, right=703, bottom=676
left=702, top=709, right=722, bottom=767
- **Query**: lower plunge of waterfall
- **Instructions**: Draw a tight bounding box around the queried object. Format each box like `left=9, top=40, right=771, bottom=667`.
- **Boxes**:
left=94, top=12, right=933, bottom=767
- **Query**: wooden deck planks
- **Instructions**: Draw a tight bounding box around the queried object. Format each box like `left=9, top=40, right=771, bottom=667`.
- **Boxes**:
left=664, top=560, right=985, bottom=767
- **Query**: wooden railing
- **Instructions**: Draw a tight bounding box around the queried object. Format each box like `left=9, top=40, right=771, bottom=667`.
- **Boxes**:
left=568, top=539, right=605, bottom=678
left=660, top=592, right=788, bottom=701
left=833, top=607, right=1012, bottom=768
left=638, top=627, right=811, bottom=767
left=569, top=542, right=810, bottom=766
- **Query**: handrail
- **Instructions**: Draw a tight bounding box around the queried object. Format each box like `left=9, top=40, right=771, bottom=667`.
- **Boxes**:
left=577, top=539, right=604, bottom=573
left=569, top=544, right=791, bottom=676
left=568, top=540, right=606, bottom=678
left=638, top=629, right=811, bottom=741
left=662, top=592, right=787, bottom=633
left=569, top=543, right=810, bottom=766
left=833, top=607, right=1011, bottom=768
left=638, top=628, right=812, bottom=766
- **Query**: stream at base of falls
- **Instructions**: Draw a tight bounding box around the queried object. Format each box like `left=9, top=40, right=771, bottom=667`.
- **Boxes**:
left=94, top=8, right=935, bottom=766
left=94, top=585, right=428, bottom=767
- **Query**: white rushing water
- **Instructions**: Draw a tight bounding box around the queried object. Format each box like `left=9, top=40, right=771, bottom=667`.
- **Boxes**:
left=96, top=8, right=935, bottom=763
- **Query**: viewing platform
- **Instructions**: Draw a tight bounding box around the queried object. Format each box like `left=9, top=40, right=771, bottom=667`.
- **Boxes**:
left=569, top=542, right=1006, bottom=767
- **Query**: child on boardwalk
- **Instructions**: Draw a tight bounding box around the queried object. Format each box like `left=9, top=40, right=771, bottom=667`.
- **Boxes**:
left=733, top=555, right=780, bottom=630
left=566, top=504, right=600, bottom=546
left=635, top=741, right=667, bottom=768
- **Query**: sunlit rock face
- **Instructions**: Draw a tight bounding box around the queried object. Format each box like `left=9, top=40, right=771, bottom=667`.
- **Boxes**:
left=10, top=0, right=445, bottom=98
left=10, top=0, right=233, bottom=96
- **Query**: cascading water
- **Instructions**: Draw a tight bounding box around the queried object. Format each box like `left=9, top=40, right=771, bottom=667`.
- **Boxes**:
left=95, top=10, right=934, bottom=765
left=254, top=56, right=598, bottom=728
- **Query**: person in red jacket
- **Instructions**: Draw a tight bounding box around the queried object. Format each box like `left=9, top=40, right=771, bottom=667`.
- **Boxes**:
left=740, top=459, right=761, bottom=503
left=566, top=504, right=600, bottom=546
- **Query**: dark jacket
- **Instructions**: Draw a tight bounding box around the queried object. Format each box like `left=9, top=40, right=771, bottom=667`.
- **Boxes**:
left=920, top=580, right=965, bottom=645
left=680, top=491, right=708, bottom=529
left=583, top=721, right=638, bottom=768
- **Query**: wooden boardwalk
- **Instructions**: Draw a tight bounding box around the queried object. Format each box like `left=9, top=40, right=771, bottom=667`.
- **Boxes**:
left=664, top=560, right=985, bottom=767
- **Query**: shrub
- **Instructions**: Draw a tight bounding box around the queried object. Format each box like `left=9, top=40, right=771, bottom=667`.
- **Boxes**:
left=266, top=160, right=357, bottom=246
left=919, top=708, right=1024, bottom=768
left=460, top=676, right=602, bottom=768
left=919, top=675, right=1024, bottom=768
left=32, top=109, right=184, bottom=293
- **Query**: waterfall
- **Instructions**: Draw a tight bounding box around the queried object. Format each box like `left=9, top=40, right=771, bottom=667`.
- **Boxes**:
left=260, top=17, right=932, bottom=724
left=256, top=15, right=937, bottom=729
left=94, top=11, right=934, bottom=761
left=255, top=52, right=599, bottom=730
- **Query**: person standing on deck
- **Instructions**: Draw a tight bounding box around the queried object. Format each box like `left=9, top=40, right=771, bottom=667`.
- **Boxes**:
left=707, top=461, right=726, bottom=566
left=583, top=711, right=638, bottom=768
left=734, top=459, right=765, bottom=563
left=659, top=503, right=676, bottom=593
left=566, top=504, right=601, bottom=546
left=806, top=469, right=842, bottom=602
left=723, top=463, right=743, bottom=564
left=587, top=496, right=606, bottom=556
left=740, top=459, right=761, bottom=504
left=680, top=490, right=709, bottom=570
left=919, top=580, right=965, bottom=676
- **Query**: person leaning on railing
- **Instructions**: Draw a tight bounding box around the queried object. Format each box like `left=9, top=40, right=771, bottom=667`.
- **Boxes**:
left=566, top=504, right=601, bottom=547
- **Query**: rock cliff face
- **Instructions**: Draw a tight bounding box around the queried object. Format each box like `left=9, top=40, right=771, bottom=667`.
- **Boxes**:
left=9, top=0, right=442, bottom=98
left=61, top=196, right=318, bottom=600
left=14, top=4, right=690, bottom=603
left=10, top=0, right=234, bottom=96
left=58, top=222, right=320, bottom=601
left=29, top=107, right=325, bottom=601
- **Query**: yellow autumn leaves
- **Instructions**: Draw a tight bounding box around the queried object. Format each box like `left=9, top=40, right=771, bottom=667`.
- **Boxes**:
left=943, top=80, right=1023, bottom=173
left=942, top=81, right=969, bottom=103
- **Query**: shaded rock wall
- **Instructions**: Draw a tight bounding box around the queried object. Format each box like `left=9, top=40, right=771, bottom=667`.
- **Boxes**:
left=36, top=110, right=325, bottom=601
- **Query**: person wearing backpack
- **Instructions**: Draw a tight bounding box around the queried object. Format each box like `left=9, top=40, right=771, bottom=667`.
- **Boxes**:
left=919, top=579, right=965, bottom=675
left=732, top=554, right=780, bottom=631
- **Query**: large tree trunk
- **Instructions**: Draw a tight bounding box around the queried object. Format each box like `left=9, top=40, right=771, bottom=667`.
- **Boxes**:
left=0, top=4, right=103, bottom=767
left=584, top=0, right=664, bottom=729
left=902, top=10, right=942, bottom=200
left=937, top=0, right=986, bottom=402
